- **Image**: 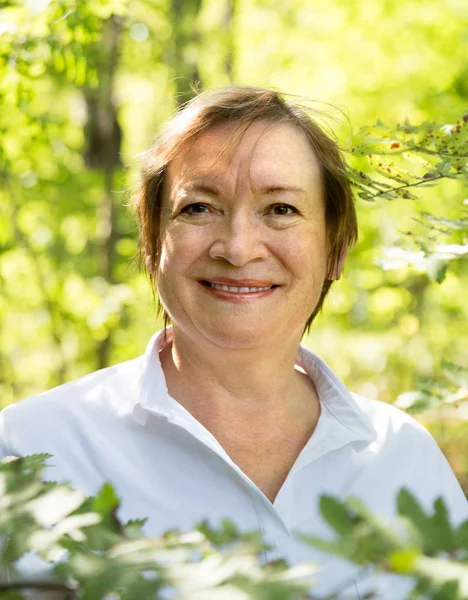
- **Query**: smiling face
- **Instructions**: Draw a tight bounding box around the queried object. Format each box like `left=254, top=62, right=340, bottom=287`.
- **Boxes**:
left=157, top=120, right=333, bottom=349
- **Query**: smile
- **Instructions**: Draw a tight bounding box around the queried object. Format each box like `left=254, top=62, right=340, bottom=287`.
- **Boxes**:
left=200, top=280, right=279, bottom=294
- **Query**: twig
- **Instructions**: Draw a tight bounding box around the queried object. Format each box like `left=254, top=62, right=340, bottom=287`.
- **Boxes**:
left=0, top=580, right=76, bottom=594
left=367, top=174, right=445, bottom=199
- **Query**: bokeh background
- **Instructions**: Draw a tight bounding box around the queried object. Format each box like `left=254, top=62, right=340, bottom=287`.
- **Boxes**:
left=1, top=0, right=467, bottom=488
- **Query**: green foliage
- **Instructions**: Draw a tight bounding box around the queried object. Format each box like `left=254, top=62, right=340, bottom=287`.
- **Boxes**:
left=349, top=116, right=468, bottom=285
left=302, top=489, right=468, bottom=599
left=302, top=495, right=403, bottom=567
left=4, top=455, right=468, bottom=599
left=0, top=455, right=313, bottom=600
left=395, top=362, right=468, bottom=414
left=350, top=115, right=468, bottom=203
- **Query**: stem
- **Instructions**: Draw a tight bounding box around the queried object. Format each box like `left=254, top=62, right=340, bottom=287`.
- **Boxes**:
left=0, top=580, right=76, bottom=595
left=408, top=146, right=468, bottom=159
left=368, top=174, right=445, bottom=199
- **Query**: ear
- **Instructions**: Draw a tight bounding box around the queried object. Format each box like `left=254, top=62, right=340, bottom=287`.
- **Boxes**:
left=327, top=244, right=348, bottom=280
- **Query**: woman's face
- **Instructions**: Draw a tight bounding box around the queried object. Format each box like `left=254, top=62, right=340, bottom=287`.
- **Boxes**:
left=157, top=120, right=333, bottom=350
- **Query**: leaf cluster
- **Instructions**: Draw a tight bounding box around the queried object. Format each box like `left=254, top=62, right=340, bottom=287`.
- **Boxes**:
left=0, top=455, right=313, bottom=600
left=302, top=490, right=468, bottom=599
left=3, top=456, right=468, bottom=599
left=395, top=362, right=468, bottom=415
left=349, top=116, right=468, bottom=203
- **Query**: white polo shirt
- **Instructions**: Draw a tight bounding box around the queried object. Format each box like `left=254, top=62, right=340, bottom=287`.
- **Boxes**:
left=1, top=328, right=467, bottom=598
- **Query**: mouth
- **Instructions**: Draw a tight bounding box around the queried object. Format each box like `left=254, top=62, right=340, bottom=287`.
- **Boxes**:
left=199, top=280, right=280, bottom=294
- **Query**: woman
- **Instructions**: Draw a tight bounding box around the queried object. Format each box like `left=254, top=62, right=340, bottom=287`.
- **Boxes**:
left=1, top=86, right=467, bottom=598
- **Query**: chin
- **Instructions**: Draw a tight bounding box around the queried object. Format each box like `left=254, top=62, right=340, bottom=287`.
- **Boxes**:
left=195, top=321, right=275, bottom=350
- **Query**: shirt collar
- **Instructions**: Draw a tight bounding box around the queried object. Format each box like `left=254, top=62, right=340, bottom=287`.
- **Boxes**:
left=130, top=328, right=175, bottom=424
left=129, top=327, right=377, bottom=445
left=296, top=345, right=377, bottom=442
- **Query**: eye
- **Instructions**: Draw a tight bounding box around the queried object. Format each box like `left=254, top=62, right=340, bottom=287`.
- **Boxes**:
left=180, top=203, right=211, bottom=215
left=268, top=203, right=299, bottom=216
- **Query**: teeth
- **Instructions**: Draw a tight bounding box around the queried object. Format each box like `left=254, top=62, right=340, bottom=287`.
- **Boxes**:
left=209, top=283, right=272, bottom=293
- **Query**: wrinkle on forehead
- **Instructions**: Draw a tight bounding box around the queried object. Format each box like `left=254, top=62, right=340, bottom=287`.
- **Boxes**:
left=169, top=121, right=255, bottom=186
left=165, top=120, right=323, bottom=204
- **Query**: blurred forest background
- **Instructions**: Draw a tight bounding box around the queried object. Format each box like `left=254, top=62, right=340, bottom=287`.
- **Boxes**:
left=0, top=0, right=467, bottom=486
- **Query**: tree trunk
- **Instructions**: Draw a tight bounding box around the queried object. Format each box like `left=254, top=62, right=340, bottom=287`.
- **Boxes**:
left=169, top=0, right=203, bottom=105
left=82, top=16, right=122, bottom=370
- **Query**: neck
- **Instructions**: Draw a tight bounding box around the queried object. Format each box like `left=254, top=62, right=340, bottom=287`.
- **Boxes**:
left=159, top=325, right=317, bottom=426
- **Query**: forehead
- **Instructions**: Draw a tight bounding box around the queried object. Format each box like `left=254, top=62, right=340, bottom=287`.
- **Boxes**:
left=166, top=120, right=322, bottom=193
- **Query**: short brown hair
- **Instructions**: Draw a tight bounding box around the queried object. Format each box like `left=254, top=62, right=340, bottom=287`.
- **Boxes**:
left=132, top=85, right=358, bottom=333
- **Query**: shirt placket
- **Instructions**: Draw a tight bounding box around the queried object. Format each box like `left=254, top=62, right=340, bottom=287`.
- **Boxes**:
left=149, top=401, right=298, bottom=559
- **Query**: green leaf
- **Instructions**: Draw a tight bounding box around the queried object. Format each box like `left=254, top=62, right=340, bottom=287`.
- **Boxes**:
left=397, top=489, right=428, bottom=519
left=456, top=521, right=468, bottom=550
left=318, top=495, right=357, bottom=538
left=432, top=579, right=460, bottom=600
left=197, top=518, right=241, bottom=546
left=80, top=563, right=126, bottom=600
left=397, top=489, right=432, bottom=549
left=0, top=454, right=52, bottom=476
left=420, top=213, right=468, bottom=232
left=123, top=517, right=148, bottom=537
left=428, top=259, right=448, bottom=284
left=431, top=498, right=456, bottom=552
left=397, top=491, right=457, bottom=555
left=92, top=483, right=120, bottom=516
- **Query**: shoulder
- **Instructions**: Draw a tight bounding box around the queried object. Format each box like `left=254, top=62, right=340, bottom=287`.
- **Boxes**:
left=0, top=356, right=144, bottom=452
left=351, top=392, right=432, bottom=441
left=349, top=391, right=446, bottom=462
left=346, top=392, right=446, bottom=478
left=351, top=393, right=468, bottom=520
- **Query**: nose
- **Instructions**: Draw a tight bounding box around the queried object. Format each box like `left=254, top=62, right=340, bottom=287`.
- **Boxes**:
left=208, top=212, right=268, bottom=266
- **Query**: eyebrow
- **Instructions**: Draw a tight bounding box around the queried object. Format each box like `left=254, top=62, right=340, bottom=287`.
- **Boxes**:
left=186, top=183, right=221, bottom=196
left=261, top=185, right=306, bottom=195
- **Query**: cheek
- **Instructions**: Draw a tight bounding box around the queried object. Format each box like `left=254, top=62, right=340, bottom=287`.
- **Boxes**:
left=282, top=229, right=328, bottom=278
left=158, top=225, right=207, bottom=276
left=158, top=229, right=182, bottom=280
